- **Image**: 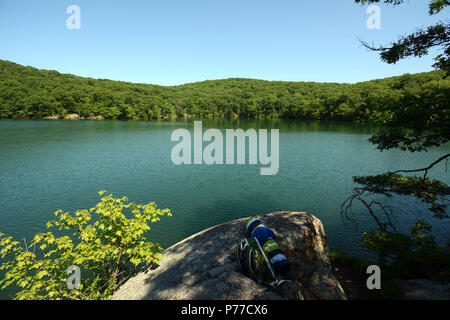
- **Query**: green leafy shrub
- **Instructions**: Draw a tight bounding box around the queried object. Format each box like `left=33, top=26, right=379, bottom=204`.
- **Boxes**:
left=0, top=191, right=171, bottom=300
left=361, top=219, right=450, bottom=282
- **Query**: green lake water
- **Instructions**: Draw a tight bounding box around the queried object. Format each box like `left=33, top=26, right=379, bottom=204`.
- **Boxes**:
left=0, top=119, right=449, bottom=298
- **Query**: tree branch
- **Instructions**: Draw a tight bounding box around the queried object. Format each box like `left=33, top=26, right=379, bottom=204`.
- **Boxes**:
left=389, top=153, right=450, bottom=179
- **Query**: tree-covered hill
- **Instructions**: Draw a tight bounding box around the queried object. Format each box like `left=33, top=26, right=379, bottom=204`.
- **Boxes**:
left=0, top=59, right=448, bottom=121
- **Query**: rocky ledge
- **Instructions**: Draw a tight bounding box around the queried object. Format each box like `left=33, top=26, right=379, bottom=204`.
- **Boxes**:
left=112, top=211, right=347, bottom=300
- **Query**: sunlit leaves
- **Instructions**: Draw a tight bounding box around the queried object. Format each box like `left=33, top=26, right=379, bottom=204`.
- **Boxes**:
left=0, top=192, right=171, bottom=300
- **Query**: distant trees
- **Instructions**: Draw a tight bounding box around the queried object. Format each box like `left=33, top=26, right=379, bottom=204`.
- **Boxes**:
left=1, top=59, right=449, bottom=122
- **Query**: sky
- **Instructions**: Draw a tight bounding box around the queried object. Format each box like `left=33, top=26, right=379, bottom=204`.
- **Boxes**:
left=0, top=0, right=447, bottom=85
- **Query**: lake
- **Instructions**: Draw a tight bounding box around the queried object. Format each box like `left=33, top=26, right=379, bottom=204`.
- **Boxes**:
left=1, top=119, right=449, bottom=269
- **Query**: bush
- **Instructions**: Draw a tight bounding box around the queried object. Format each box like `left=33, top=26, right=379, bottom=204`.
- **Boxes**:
left=0, top=191, right=171, bottom=300
left=361, top=219, right=450, bottom=282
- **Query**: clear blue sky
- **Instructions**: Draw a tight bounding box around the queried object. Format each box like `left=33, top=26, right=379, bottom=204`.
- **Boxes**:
left=0, top=0, right=446, bottom=85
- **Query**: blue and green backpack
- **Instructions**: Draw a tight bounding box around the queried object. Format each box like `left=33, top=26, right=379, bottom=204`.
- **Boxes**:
left=236, top=216, right=289, bottom=286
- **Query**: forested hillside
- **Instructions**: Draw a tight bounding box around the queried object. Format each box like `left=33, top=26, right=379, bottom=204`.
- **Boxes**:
left=0, top=59, right=448, bottom=121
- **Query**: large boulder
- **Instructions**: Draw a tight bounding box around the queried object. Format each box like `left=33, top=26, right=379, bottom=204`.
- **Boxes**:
left=112, top=211, right=346, bottom=300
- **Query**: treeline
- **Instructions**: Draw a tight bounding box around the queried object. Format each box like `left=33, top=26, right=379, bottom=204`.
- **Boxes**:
left=0, top=59, right=448, bottom=122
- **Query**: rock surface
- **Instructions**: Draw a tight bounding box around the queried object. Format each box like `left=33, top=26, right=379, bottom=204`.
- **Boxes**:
left=64, top=114, right=80, bottom=120
left=88, top=114, right=105, bottom=120
left=112, top=211, right=347, bottom=300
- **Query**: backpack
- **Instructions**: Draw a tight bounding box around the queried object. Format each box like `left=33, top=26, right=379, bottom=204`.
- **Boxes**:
left=236, top=217, right=289, bottom=286
left=236, top=237, right=279, bottom=286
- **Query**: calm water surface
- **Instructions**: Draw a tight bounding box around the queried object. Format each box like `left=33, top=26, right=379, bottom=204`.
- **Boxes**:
left=1, top=119, right=449, bottom=290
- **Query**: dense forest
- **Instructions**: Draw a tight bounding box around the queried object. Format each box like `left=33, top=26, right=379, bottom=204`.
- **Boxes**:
left=0, top=59, right=448, bottom=122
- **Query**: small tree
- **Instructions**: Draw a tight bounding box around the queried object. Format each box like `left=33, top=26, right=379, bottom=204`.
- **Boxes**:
left=0, top=191, right=171, bottom=300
